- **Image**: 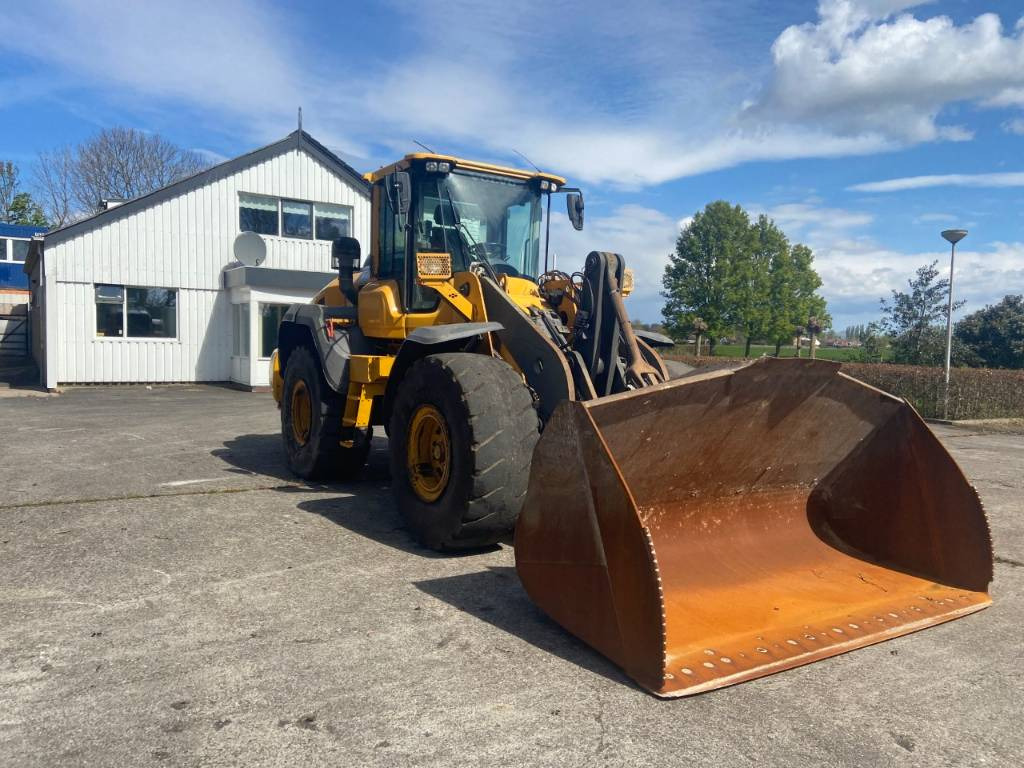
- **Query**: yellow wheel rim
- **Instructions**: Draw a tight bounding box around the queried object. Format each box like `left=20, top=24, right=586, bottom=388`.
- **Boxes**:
left=407, top=404, right=451, bottom=503
left=290, top=379, right=312, bottom=446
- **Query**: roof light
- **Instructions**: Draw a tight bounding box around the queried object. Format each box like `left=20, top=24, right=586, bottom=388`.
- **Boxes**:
left=425, top=161, right=438, bottom=172
left=550, top=183, right=558, bottom=193
left=540, top=180, right=550, bottom=190
left=437, top=161, right=451, bottom=173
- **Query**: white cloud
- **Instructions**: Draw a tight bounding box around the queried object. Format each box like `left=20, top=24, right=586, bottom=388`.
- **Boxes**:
left=915, top=212, right=956, bottom=223
left=741, top=198, right=1024, bottom=327
left=750, top=2, right=1024, bottom=144
left=748, top=202, right=874, bottom=239
left=816, top=239, right=1024, bottom=311
left=849, top=172, right=1024, bottom=192
left=6, top=0, right=1024, bottom=187
left=1004, top=118, right=1024, bottom=136
left=983, top=87, right=1024, bottom=108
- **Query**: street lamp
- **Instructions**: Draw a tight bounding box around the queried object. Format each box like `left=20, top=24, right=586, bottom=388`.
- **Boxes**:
left=940, top=229, right=967, bottom=419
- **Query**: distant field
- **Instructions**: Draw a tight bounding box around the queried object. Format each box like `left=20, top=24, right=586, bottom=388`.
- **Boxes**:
left=687, top=344, right=873, bottom=361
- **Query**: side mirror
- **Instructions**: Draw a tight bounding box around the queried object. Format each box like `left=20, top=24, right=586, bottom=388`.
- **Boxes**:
left=332, top=236, right=361, bottom=303
left=567, top=191, right=584, bottom=231
left=391, top=171, right=411, bottom=218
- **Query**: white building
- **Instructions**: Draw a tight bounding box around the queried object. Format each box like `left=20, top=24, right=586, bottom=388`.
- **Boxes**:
left=25, top=130, right=370, bottom=390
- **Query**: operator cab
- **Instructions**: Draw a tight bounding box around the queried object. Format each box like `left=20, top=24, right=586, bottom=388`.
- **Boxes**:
left=365, top=154, right=572, bottom=313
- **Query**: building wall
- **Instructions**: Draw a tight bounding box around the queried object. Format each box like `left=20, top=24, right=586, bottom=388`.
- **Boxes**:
left=45, top=147, right=369, bottom=385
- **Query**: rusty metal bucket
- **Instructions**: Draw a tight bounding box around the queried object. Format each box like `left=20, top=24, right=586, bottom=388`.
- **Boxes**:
left=515, top=358, right=993, bottom=697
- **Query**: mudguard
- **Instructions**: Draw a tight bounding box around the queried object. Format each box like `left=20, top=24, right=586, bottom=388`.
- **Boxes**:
left=278, top=303, right=371, bottom=393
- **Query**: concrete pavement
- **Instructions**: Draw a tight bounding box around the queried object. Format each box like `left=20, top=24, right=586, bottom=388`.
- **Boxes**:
left=1, top=386, right=1021, bottom=767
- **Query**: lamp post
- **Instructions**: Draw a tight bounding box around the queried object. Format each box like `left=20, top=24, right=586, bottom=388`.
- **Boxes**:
left=940, top=229, right=967, bottom=419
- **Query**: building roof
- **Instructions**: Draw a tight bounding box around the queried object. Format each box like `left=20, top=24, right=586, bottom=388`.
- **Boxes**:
left=0, top=223, right=48, bottom=238
left=40, top=130, right=370, bottom=248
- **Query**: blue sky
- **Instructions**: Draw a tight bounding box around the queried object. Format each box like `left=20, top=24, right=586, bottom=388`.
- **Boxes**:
left=2, top=0, right=1023, bottom=329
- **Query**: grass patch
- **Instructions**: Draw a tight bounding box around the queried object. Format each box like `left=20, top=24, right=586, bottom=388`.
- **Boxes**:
left=672, top=343, right=885, bottom=362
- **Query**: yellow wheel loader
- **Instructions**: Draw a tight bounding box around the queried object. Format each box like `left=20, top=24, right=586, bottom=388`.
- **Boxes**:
left=270, top=153, right=993, bottom=696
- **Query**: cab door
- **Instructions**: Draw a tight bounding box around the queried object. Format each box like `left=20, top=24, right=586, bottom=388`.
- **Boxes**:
left=358, top=181, right=407, bottom=339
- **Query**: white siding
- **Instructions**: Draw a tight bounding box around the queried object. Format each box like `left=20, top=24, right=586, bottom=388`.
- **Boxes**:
left=54, top=281, right=230, bottom=382
left=46, top=146, right=369, bottom=384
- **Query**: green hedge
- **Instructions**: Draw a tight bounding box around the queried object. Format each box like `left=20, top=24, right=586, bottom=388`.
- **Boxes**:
left=664, top=354, right=1024, bottom=420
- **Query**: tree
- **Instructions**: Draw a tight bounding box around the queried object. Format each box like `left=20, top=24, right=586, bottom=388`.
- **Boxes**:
left=879, top=261, right=963, bottom=366
left=0, top=161, right=18, bottom=220
left=763, top=239, right=829, bottom=356
left=0, top=162, right=48, bottom=226
left=7, top=192, right=48, bottom=227
left=955, top=295, right=1024, bottom=369
left=738, top=215, right=779, bottom=356
left=857, top=322, right=887, bottom=363
left=661, top=201, right=755, bottom=351
left=34, top=127, right=208, bottom=224
left=34, top=147, right=76, bottom=228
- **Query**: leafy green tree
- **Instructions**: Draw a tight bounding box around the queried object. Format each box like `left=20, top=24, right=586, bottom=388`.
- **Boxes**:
left=955, top=295, right=1024, bottom=369
left=7, top=191, right=49, bottom=227
left=880, top=261, right=963, bottom=365
left=739, top=215, right=781, bottom=356
left=763, top=240, right=829, bottom=355
left=661, top=201, right=755, bottom=351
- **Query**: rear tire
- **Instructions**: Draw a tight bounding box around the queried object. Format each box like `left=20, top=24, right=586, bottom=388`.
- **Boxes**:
left=389, top=352, right=539, bottom=551
left=281, top=345, right=371, bottom=481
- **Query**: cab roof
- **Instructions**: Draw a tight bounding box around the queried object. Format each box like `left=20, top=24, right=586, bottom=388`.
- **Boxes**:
left=364, top=153, right=566, bottom=186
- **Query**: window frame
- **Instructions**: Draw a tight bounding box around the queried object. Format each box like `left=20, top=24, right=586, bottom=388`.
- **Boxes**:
left=239, top=193, right=281, bottom=237
left=257, top=302, right=289, bottom=359
left=94, top=283, right=180, bottom=341
left=281, top=198, right=314, bottom=240
left=237, top=192, right=354, bottom=243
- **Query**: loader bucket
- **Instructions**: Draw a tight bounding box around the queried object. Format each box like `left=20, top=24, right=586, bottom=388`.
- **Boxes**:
left=515, top=358, right=993, bottom=697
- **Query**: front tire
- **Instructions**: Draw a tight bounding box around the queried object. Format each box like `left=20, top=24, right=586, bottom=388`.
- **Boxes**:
left=281, top=345, right=371, bottom=481
left=389, top=352, right=539, bottom=550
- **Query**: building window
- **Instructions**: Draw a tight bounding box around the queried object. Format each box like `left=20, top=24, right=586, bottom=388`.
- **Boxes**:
left=239, top=193, right=279, bottom=236
left=95, top=284, right=177, bottom=338
left=232, top=303, right=250, bottom=357
left=282, top=199, right=312, bottom=239
left=0, top=239, right=7, bottom=260
left=315, top=203, right=351, bottom=241
left=239, top=194, right=354, bottom=245
left=259, top=304, right=288, bottom=358
left=11, top=240, right=29, bottom=262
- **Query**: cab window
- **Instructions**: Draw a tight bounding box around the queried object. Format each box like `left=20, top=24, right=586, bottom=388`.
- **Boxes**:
left=377, top=181, right=407, bottom=296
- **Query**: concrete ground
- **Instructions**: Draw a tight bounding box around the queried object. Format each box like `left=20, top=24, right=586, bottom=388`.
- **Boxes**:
left=0, top=386, right=1021, bottom=768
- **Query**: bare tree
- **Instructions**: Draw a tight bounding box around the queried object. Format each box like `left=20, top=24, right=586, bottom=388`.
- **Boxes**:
left=0, top=161, right=19, bottom=219
left=34, top=147, right=76, bottom=228
left=33, top=127, right=209, bottom=225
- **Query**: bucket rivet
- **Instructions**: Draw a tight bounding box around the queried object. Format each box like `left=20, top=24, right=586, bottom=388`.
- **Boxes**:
left=720, top=657, right=732, bottom=664
left=849, top=623, right=859, bottom=629
left=756, top=647, right=769, bottom=653
left=703, top=661, right=715, bottom=668
left=681, top=668, right=693, bottom=676
left=787, top=639, right=799, bottom=645
left=703, top=649, right=715, bottom=655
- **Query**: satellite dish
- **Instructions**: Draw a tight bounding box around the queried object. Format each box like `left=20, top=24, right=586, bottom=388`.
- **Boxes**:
left=234, top=231, right=267, bottom=267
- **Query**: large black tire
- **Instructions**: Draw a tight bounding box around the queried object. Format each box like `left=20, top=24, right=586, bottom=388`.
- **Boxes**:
left=389, top=352, right=539, bottom=551
left=281, top=345, right=371, bottom=481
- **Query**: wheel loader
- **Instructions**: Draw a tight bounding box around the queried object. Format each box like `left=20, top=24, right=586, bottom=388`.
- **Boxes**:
left=270, top=153, right=993, bottom=697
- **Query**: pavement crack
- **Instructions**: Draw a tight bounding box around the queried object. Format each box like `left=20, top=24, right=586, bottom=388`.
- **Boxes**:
left=994, top=555, right=1024, bottom=568
left=0, top=483, right=307, bottom=511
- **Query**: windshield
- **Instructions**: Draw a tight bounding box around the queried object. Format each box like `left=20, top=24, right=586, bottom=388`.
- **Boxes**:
left=415, top=171, right=543, bottom=279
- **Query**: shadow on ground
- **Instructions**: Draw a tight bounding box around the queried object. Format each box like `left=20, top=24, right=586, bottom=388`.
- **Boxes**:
left=211, top=433, right=294, bottom=480
left=414, top=566, right=633, bottom=690
left=214, top=431, right=622, bottom=688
